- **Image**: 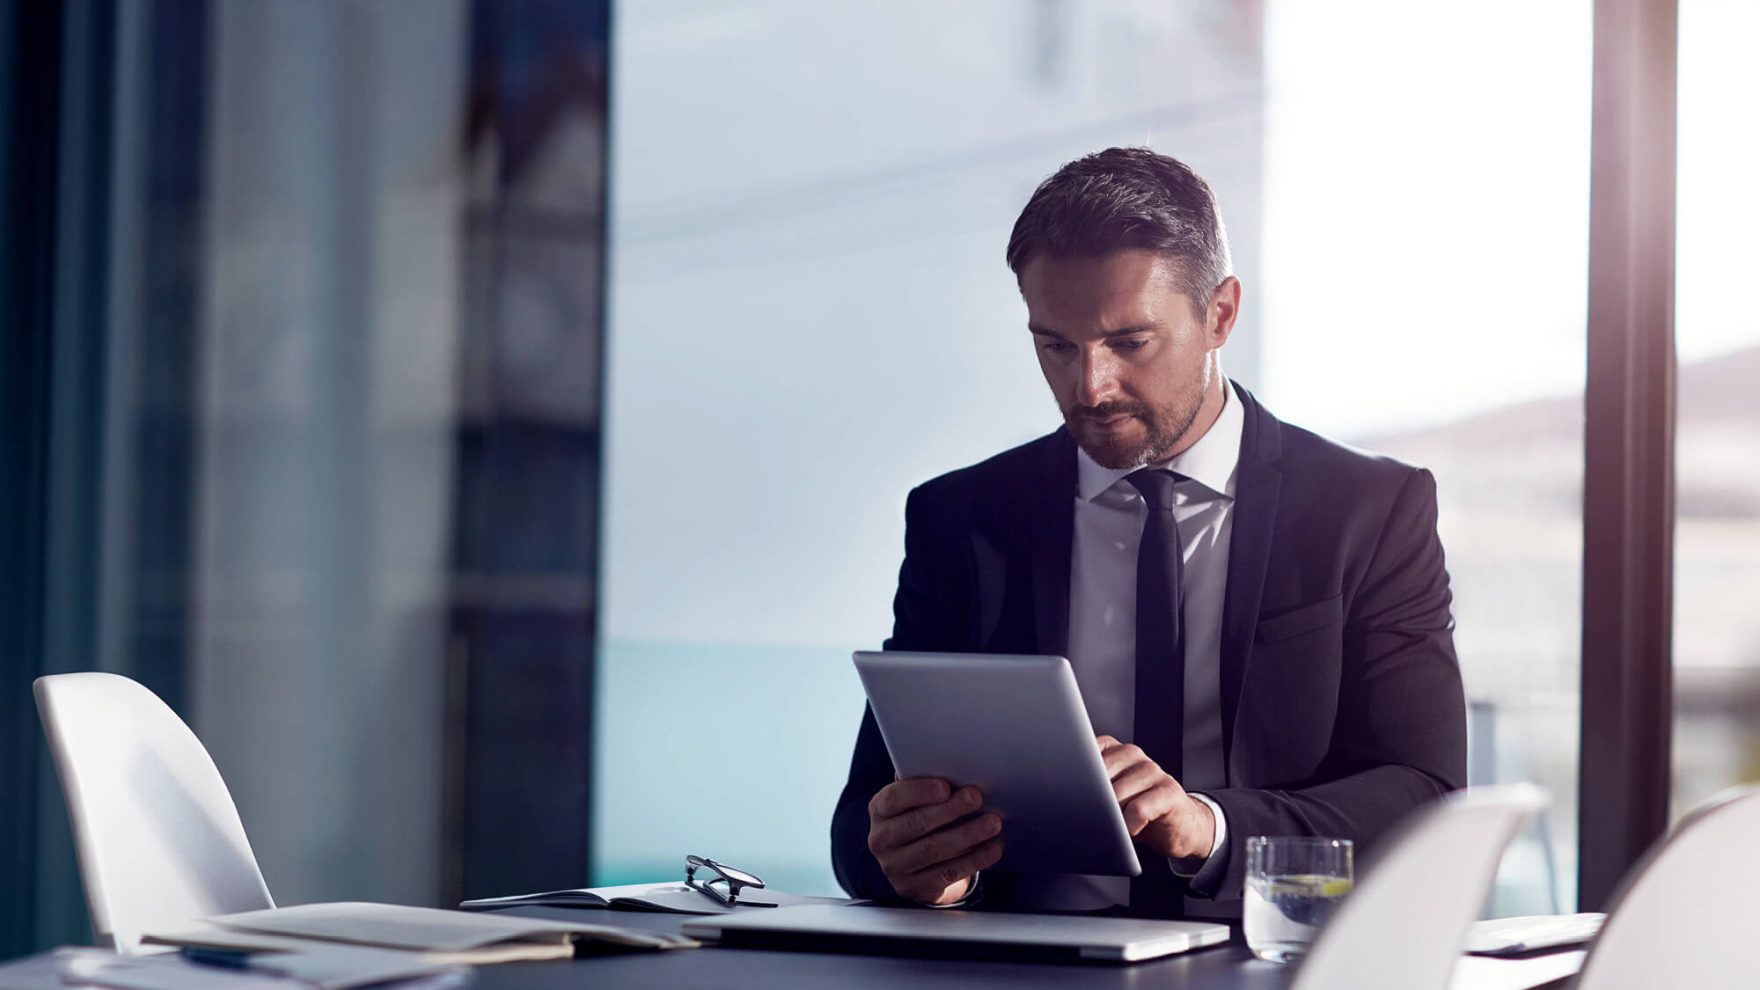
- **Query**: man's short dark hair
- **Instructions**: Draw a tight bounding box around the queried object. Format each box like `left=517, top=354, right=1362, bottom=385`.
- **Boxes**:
left=1006, top=147, right=1233, bottom=308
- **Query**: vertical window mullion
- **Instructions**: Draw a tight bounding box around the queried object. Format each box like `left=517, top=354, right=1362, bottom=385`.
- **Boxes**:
left=1579, top=0, right=1678, bottom=912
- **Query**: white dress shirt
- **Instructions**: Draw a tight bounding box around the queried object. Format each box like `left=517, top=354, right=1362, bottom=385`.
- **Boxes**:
left=1013, top=380, right=1243, bottom=911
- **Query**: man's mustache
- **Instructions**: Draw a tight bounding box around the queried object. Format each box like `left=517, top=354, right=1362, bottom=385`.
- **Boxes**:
left=1070, top=401, right=1146, bottom=420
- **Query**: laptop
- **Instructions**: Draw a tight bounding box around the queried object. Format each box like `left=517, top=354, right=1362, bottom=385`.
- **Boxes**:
left=682, top=904, right=1231, bottom=963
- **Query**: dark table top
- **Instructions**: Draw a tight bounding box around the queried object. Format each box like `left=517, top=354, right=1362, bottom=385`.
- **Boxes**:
left=474, top=906, right=1297, bottom=990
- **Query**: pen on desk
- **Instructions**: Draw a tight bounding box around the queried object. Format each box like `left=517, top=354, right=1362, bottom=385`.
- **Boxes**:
left=178, top=946, right=330, bottom=990
left=178, top=946, right=256, bottom=970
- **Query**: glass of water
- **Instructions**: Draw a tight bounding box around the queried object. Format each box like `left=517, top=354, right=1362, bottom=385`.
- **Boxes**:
left=1243, top=836, right=1353, bottom=963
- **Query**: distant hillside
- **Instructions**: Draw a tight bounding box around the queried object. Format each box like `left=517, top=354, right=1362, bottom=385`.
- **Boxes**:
left=1364, top=343, right=1760, bottom=450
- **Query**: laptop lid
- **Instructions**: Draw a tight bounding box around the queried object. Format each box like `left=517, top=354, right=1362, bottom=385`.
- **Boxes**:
left=682, top=904, right=1231, bottom=963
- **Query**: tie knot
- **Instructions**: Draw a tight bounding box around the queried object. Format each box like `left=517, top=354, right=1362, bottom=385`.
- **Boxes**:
left=1125, top=469, right=1184, bottom=511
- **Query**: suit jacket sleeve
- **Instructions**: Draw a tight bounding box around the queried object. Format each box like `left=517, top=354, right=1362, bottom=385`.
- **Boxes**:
left=831, top=485, right=971, bottom=899
left=1196, top=467, right=1467, bottom=901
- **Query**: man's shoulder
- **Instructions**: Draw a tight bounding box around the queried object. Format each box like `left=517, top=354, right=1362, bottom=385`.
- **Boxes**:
left=1278, top=419, right=1422, bottom=472
left=909, top=428, right=1070, bottom=511
left=1271, top=417, right=1432, bottom=500
left=1234, top=382, right=1431, bottom=496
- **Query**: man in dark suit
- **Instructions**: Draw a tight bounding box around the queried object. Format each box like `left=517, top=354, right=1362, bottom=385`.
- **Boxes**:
left=830, top=148, right=1466, bottom=918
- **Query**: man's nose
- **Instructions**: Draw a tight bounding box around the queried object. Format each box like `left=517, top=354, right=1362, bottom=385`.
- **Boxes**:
left=1075, top=350, right=1118, bottom=407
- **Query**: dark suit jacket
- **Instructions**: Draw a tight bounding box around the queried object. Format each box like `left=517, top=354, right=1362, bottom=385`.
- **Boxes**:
left=830, top=383, right=1467, bottom=915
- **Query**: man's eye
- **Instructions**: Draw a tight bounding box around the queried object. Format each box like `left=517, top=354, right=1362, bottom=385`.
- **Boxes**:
left=1040, top=341, right=1074, bottom=354
left=1112, top=338, right=1149, bottom=351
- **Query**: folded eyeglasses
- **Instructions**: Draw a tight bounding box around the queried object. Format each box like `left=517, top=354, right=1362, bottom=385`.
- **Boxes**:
left=684, top=854, right=766, bottom=907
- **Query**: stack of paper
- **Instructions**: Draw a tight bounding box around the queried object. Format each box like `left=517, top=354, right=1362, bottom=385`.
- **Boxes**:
left=143, top=901, right=696, bottom=969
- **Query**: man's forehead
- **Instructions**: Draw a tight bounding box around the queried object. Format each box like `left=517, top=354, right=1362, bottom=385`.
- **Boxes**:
left=1019, top=251, right=1193, bottom=329
left=1021, top=250, right=1187, bottom=292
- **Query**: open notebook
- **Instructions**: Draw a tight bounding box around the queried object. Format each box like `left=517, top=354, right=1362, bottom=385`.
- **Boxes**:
left=460, top=880, right=846, bottom=915
left=143, top=901, right=696, bottom=965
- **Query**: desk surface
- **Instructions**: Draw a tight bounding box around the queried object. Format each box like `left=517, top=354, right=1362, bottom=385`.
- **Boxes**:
left=478, top=906, right=1295, bottom=989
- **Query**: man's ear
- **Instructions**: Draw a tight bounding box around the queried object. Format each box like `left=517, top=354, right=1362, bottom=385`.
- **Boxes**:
left=1206, top=276, right=1242, bottom=349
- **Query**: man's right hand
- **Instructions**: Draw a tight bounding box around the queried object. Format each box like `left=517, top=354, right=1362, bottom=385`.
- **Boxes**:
left=866, top=778, right=1004, bottom=905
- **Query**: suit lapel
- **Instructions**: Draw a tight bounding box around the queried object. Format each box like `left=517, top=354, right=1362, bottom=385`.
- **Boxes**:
left=1029, top=429, right=1075, bottom=658
left=1220, top=385, right=1282, bottom=772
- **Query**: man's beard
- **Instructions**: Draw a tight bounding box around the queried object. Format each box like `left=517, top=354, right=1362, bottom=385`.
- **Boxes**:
left=1063, top=393, right=1204, bottom=470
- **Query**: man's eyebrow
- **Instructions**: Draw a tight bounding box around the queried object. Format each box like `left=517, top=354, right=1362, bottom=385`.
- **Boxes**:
left=1027, top=322, right=1160, bottom=338
left=1103, top=322, right=1160, bottom=336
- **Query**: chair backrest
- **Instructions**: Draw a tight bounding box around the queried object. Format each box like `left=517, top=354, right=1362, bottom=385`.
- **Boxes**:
left=1291, top=783, right=1549, bottom=990
left=1572, top=784, right=1760, bottom=990
left=34, top=672, right=274, bottom=953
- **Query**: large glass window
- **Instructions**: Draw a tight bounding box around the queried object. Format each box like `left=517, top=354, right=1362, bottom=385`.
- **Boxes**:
left=1671, top=0, right=1760, bottom=820
left=1259, top=0, right=1592, bottom=914
left=597, top=2, right=1596, bottom=914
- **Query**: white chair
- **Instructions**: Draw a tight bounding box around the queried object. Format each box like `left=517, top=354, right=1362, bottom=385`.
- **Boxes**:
left=1572, top=784, right=1760, bottom=990
left=1290, top=783, right=1549, bottom=990
left=34, top=671, right=274, bottom=954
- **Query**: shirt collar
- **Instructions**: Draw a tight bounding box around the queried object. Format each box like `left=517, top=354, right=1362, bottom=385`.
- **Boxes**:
left=1075, top=379, right=1244, bottom=502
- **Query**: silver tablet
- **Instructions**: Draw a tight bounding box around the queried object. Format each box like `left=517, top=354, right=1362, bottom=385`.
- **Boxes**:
left=853, top=651, right=1141, bottom=877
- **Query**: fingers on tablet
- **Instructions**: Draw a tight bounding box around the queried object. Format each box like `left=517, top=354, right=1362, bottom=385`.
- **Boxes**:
left=871, top=786, right=987, bottom=854
left=894, top=813, right=1000, bottom=874
left=1101, top=741, right=1150, bottom=776
left=870, top=777, right=951, bottom=818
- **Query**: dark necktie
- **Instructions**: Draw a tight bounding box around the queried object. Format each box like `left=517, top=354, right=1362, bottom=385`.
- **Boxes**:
left=1125, top=468, right=1186, bottom=915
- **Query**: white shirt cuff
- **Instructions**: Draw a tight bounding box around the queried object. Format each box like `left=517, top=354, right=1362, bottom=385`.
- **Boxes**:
left=1169, top=793, right=1227, bottom=877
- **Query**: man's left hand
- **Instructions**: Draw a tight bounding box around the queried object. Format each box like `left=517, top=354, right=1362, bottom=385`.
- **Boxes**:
left=1096, top=735, right=1216, bottom=865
